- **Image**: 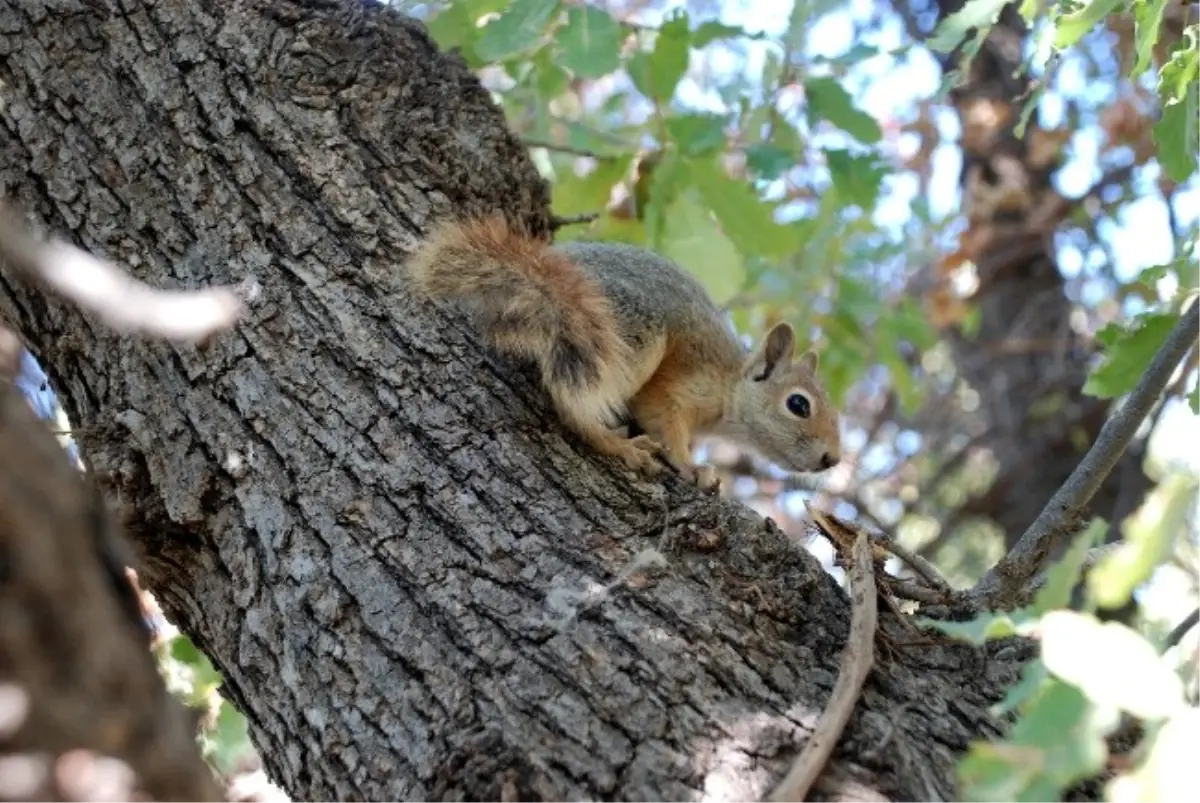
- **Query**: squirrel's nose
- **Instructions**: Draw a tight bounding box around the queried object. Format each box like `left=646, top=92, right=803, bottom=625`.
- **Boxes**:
left=819, top=452, right=839, bottom=471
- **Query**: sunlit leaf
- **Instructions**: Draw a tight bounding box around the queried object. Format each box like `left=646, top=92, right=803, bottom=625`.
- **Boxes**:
left=551, top=155, right=634, bottom=218
left=1054, top=0, right=1123, bottom=48
left=825, top=149, right=886, bottom=210
left=1089, top=472, right=1198, bottom=610
left=991, top=658, right=1049, bottom=717
left=745, top=143, right=796, bottom=180
left=1032, top=518, right=1107, bottom=614
left=665, top=113, right=729, bottom=156
left=659, top=189, right=745, bottom=303
left=475, top=0, right=560, bottom=63
left=426, top=0, right=511, bottom=58
left=1154, top=80, right=1199, bottom=182
left=1132, top=0, right=1172, bottom=77
left=1083, top=311, right=1179, bottom=399
left=558, top=4, right=622, bottom=78
left=692, top=21, right=752, bottom=47
left=804, top=77, right=882, bottom=144
left=916, top=609, right=1037, bottom=645
left=1040, top=610, right=1185, bottom=720
left=202, top=703, right=254, bottom=776
left=927, top=0, right=1009, bottom=53
left=690, top=157, right=798, bottom=258
left=628, top=10, right=691, bottom=103
left=960, top=679, right=1112, bottom=802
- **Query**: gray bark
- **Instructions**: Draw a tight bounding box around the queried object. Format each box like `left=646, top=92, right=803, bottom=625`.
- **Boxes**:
left=1, top=1, right=1034, bottom=800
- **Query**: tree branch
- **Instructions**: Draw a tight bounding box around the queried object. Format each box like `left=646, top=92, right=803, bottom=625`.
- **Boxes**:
left=969, top=301, right=1200, bottom=608
left=768, top=530, right=877, bottom=802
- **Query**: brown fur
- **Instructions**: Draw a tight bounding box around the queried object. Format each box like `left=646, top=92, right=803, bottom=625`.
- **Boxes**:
left=406, top=217, right=843, bottom=488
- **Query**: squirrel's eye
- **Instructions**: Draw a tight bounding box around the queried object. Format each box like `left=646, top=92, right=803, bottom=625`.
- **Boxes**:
left=786, top=393, right=811, bottom=419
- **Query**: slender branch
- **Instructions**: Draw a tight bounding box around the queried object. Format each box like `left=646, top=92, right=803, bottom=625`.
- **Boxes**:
left=550, top=212, right=600, bottom=230
left=872, top=534, right=953, bottom=594
left=522, top=138, right=612, bottom=160
left=1165, top=609, right=1199, bottom=651
left=969, top=301, right=1200, bottom=608
left=768, top=531, right=876, bottom=802
left=0, top=203, right=245, bottom=342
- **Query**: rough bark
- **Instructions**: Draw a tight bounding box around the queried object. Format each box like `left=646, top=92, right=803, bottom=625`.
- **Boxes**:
left=1, top=1, right=1036, bottom=800
left=912, top=0, right=1151, bottom=547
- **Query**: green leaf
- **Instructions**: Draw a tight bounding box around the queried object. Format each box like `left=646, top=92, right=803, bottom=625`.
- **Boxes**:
left=1154, top=80, right=1199, bottom=182
left=916, top=609, right=1037, bottom=645
left=991, top=658, right=1049, bottom=717
left=628, top=10, right=691, bottom=103
left=1054, top=0, right=1123, bottom=48
left=659, top=189, right=746, bottom=304
left=1132, top=0, right=1172, bottom=76
left=1083, top=311, right=1179, bottom=399
left=426, top=0, right=512, bottom=57
left=558, top=5, right=622, bottom=78
left=1032, top=518, right=1107, bottom=614
left=691, top=21, right=750, bottom=48
left=665, top=113, right=729, bottom=156
left=745, top=143, right=795, bottom=180
left=202, top=702, right=254, bottom=776
left=804, top=77, right=882, bottom=144
left=1041, top=610, right=1185, bottom=719
left=825, top=149, right=887, bottom=210
left=475, top=0, right=560, bottom=63
left=960, top=679, right=1111, bottom=802
left=1190, top=384, right=1200, bottom=415
left=927, top=0, right=1009, bottom=53
left=1158, top=28, right=1199, bottom=103
left=689, top=158, right=799, bottom=258
left=1089, top=472, right=1198, bottom=610
left=551, top=155, right=634, bottom=219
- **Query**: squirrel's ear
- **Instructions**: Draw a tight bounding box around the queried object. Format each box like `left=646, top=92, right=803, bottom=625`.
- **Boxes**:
left=746, top=322, right=796, bottom=380
left=798, top=350, right=819, bottom=373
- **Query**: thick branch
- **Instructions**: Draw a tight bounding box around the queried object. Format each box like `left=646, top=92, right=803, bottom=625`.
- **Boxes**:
left=970, top=302, right=1200, bottom=608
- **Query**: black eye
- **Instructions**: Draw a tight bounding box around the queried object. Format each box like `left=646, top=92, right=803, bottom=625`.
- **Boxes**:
left=786, top=393, right=811, bottom=418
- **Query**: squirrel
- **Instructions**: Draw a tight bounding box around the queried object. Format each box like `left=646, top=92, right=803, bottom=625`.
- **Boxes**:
left=406, top=217, right=842, bottom=491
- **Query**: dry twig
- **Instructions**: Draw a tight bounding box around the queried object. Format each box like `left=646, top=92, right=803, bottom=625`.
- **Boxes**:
left=0, top=203, right=244, bottom=343
left=768, top=530, right=877, bottom=802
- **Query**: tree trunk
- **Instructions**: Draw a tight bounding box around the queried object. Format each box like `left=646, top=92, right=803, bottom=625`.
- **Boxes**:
left=908, top=0, right=1151, bottom=549
left=1, top=1, right=1035, bottom=799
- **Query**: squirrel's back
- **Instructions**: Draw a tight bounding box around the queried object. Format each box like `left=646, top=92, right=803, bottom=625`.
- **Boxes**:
left=554, top=240, right=744, bottom=370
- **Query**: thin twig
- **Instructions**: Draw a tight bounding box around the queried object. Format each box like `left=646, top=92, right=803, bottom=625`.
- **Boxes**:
left=1165, top=609, right=1199, bottom=651
left=870, top=533, right=952, bottom=593
left=522, top=138, right=611, bottom=160
left=550, top=212, right=600, bottom=230
left=768, top=531, right=876, bottom=802
left=969, top=301, right=1200, bottom=609
left=0, top=204, right=245, bottom=342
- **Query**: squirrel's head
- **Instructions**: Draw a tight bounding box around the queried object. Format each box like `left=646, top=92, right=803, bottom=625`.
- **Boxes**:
left=728, top=322, right=842, bottom=475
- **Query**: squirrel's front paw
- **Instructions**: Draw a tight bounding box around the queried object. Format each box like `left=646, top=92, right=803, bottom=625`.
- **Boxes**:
left=678, top=462, right=720, bottom=494
left=692, top=463, right=721, bottom=493
left=617, top=435, right=668, bottom=475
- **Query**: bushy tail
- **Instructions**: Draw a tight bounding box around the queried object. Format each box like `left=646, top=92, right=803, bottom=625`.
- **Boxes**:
left=406, top=218, right=634, bottom=432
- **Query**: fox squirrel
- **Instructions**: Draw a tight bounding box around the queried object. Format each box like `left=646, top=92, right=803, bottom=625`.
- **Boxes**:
left=406, top=217, right=842, bottom=491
